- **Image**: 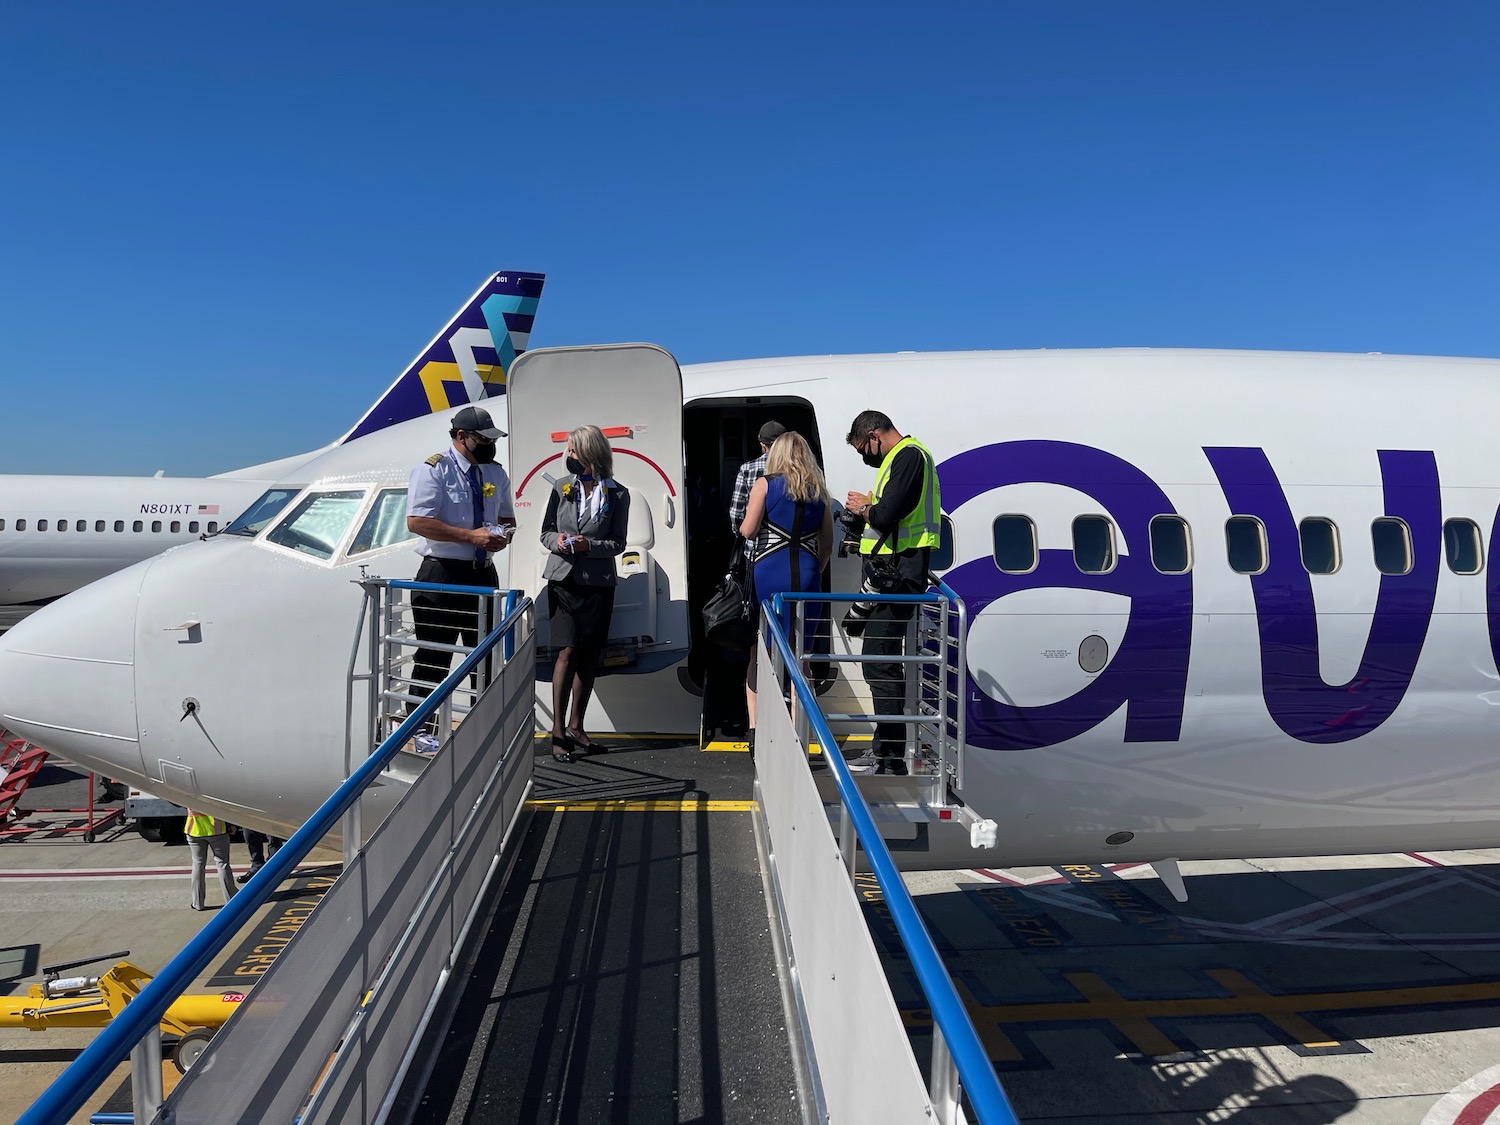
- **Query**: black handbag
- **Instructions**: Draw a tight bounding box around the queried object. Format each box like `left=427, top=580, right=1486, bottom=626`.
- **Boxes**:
left=702, top=549, right=755, bottom=650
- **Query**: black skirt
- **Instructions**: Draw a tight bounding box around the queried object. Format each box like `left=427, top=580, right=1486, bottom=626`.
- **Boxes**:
left=547, top=574, right=616, bottom=650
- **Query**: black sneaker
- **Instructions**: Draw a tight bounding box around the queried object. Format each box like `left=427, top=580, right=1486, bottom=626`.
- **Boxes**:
left=875, top=758, right=909, bottom=776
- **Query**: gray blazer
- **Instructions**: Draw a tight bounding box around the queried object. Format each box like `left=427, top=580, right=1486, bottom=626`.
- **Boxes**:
left=540, top=478, right=631, bottom=586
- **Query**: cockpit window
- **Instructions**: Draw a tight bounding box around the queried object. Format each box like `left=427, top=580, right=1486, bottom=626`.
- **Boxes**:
left=348, top=489, right=415, bottom=556
left=224, top=487, right=304, bottom=537
left=265, top=490, right=365, bottom=560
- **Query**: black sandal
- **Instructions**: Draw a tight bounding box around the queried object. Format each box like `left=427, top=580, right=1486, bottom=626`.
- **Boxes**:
left=565, top=728, right=594, bottom=752
left=550, top=735, right=574, bottom=763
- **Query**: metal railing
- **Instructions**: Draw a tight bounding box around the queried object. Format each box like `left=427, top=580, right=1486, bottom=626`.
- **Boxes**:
left=349, top=577, right=516, bottom=754
left=772, top=580, right=969, bottom=791
left=759, top=599, right=1017, bottom=1125
left=18, top=591, right=535, bottom=1125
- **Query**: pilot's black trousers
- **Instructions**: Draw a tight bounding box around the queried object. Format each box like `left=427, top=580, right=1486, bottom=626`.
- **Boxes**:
left=410, top=556, right=499, bottom=704
left=862, top=602, right=915, bottom=761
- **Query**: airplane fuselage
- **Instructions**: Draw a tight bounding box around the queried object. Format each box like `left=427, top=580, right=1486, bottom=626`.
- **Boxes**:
left=5, top=347, right=1500, bottom=867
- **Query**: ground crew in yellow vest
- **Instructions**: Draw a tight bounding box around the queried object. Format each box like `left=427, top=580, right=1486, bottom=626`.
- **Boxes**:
left=185, top=810, right=238, bottom=911
left=845, top=410, right=942, bottom=775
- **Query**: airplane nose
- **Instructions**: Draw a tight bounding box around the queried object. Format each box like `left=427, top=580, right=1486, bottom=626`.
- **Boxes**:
left=0, top=559, right=148, bottom=777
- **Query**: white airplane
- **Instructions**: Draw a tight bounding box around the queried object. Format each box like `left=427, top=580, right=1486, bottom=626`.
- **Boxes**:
left=4, top=343, right=1500, bottom=874
left=0, top=271, right=545, bottom=628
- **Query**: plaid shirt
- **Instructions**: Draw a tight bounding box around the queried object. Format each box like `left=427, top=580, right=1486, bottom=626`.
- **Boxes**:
left=729, top=452, right=770, bottom=558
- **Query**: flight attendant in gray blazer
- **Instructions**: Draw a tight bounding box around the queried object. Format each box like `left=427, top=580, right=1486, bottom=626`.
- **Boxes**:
left=540, top=425, right=631, bottom=762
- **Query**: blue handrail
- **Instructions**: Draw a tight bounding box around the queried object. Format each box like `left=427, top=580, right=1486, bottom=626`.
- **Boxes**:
left=20, top=589, right=530, bottom=1125
left=760, top=595, right=1019, bottom=1125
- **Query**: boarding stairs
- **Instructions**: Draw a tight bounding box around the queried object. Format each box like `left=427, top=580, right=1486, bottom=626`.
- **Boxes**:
left=0, top=732, right=49, bottom=822
left=772, top=583, right=998, bottom=851
left=17, top=582, right=1016, bottom=1125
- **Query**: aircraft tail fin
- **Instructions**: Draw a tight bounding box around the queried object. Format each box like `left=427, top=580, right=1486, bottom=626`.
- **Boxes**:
left=340, top=271, right=546, bottom=443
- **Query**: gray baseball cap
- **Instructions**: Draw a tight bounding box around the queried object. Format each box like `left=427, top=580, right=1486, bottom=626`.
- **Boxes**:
left=451, top=405, right=507, bottom=439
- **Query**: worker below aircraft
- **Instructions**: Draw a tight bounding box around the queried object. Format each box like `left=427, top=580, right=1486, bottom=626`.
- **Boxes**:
left=0, top=271, right=545, bottom=628
left=4, top=341, right=1500, bottom=879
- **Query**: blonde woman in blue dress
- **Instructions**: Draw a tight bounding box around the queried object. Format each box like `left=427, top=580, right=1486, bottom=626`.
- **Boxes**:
left=738, top=432, right=833, bottom=737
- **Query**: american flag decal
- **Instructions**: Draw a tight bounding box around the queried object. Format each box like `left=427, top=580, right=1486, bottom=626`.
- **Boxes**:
left=197, top=504, right=220, bottom=515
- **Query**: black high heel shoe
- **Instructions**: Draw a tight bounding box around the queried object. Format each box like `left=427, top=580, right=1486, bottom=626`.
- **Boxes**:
left=550, top=734, right=574, bottom=763
left=565, top=728, right=594, bottom=752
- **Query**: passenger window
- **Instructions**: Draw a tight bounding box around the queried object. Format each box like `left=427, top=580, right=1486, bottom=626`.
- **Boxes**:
left=1225, top=516, right=1267, bottom=575
left=75, top=520, right=86, bottom=531
left=1072, top=515, right=1116, bottom=574
left=992, top=515, right=1037, bottom=574
left=1372, top=518, right=1412, bottom=576
left=38, top=519, right=48, bottom=531
left=94, top=520, right=104, bottom=532
left=133, top=520, right=143, bottom=532
left=0, top=518, right=5, bottom=531
left=114, top=520, right=125, bottom=532
left=1149, top=515, right=1191, bottom=573
left=265, top=490, right=366, bottom=560
left=1444, top=518, right=1483, bottom=575
left=189, top=521, right=199, bottom=533
left=348, top=489, right=415, bottom=556
left=931, top=515, right=955, bottom=572
left=151, top=521, right=162, bottom=533
left=1299, top=518, right=1340, bottom=575
left=207, top=521, right=219, bottom=533
left=16, top=519, right=26, bottom=531
left=170, top=521, right=181, bottom=533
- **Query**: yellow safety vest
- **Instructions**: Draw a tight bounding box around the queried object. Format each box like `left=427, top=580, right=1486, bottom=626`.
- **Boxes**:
left=185, top=813, right=222, bottom=838
left=860, top=436, right=941, bottom=555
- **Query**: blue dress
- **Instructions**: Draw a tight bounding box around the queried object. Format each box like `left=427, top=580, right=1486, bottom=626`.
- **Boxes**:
left=752, top=475, right=829, bottom=650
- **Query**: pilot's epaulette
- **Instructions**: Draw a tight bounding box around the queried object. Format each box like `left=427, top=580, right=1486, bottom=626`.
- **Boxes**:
left=424, top=453, right=444, bottom=467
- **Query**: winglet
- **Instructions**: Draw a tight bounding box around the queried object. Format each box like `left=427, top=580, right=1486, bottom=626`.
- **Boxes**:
left=340, top=271, right=546, bottom=443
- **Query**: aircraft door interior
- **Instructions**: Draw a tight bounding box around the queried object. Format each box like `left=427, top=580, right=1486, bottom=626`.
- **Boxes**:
left=506, top=344, right=689, bottom=676
left=681, top=396, right=825, bottom=739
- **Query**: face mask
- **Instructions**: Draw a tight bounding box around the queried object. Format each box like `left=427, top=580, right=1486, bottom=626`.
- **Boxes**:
left=469, top=438, right=496, bottom=464
left=565, top=456, right=587, bottom=476
left=861, top=448, right=883, bottom=469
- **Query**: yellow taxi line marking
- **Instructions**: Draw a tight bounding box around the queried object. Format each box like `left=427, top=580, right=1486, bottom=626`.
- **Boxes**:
left=527, top=799, right=756, bottom=812
left=920, top=970, right=1500, bottom=1057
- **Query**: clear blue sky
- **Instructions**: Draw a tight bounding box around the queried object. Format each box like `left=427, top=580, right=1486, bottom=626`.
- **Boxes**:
left=3, top=2, right=1496, bottom=475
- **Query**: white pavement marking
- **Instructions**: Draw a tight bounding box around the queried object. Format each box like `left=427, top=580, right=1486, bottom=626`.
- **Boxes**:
left=1423, top=1062, right=1500, bottom=1125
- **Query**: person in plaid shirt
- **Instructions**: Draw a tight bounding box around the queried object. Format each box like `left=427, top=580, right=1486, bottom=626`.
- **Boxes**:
left=729, top=420, right=786, bottom=562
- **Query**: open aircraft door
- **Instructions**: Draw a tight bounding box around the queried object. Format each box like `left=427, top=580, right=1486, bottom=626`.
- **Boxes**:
left=506, top=344, right=689, bottom=674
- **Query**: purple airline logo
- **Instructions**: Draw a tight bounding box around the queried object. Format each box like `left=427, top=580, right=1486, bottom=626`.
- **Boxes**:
left=939, top=441, right=1447, bottom=751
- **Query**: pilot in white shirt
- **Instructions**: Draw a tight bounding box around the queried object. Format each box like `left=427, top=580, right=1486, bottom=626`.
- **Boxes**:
left=404, top=405, right=517, bottom=706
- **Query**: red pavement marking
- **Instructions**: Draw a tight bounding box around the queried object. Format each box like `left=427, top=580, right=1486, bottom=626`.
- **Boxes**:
left=1407, top=851, right=1448, bottom=868
left=1455, top=1082, right=1500, bottom=1125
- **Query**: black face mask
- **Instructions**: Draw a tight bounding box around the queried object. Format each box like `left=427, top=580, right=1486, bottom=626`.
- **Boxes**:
left=860, top=446, right=884, bottom=469
left=469, top=438, right=497, bottom=464
left=565, top=456, right=587, bottom=476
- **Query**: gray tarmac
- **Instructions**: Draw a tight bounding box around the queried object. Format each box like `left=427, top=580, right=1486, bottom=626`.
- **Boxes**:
left=6, top=759, right=1500, bottom=1124
left=897, top=854, right=1500, bottom=1124
left=0, top=763, right=339, bottom=1125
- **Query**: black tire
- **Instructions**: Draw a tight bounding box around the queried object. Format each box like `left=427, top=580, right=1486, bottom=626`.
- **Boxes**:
left=83, top=831, right=95, bottom=844
left=172, top=1027, right=215, bottom=1073
left=136, top=821, right=165, bottom=843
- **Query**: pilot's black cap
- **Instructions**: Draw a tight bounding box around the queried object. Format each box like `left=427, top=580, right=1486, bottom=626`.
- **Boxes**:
left=451, top=405, right=506, bottom=439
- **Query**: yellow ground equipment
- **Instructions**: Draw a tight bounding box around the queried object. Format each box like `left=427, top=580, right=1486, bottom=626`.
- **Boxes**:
left=0, top=951, right=243, bottom=1071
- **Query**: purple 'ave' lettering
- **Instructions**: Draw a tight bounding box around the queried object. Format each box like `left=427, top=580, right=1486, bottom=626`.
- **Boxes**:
left=1487, top=506, right=1500, bottom=673
left=1204, top=448, right=1441, bottom=743
left=938, top=441, right=1192, bottom=751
